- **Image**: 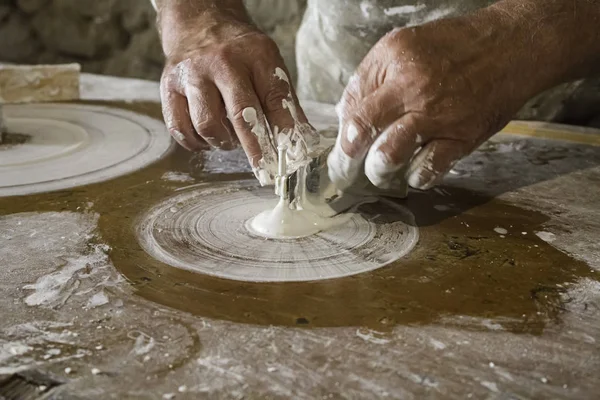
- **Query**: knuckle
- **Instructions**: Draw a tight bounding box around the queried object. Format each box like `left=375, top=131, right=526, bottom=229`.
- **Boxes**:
left=162, top=58, right=203, bottom=92
left=251, top=33, right=280, bottom=54
left=161, top=70, right=179, bottom=92
left=351, top=111, right=376, bottom=137
left=160, top=102, right=179, bottom=129
left=261, top=85, right=289, bottom=112
left=337, top=90, right=360, bottom=119
left=382, top=27, right=414, bottom=51
left=230, top=104, right=253, bottom=126
left=192, top=117, right=224, bottom=141
left=213, top=49, right=232, bottom=66
left=184, top=80, right=208, bottom=98
left=207, top=48, right=236, bottom=71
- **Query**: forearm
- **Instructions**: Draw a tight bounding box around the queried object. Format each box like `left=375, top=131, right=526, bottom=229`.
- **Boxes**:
left=486, top=0, right=600, bottom=92
left=153, top=0, right=253, bottom=57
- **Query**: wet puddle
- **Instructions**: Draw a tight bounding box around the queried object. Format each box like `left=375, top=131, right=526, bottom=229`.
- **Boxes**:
left=1, top=100, right=598, bottom=334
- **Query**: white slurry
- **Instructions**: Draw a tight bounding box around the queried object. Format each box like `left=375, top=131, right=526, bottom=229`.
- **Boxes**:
left=243, top=68, right=326, bottom=238
left=346, top=124, right=359, bottom=144
left=242, top=67, right=320, bottom=187
left=384, top=5, right=426, bottom=16
left=242, top=106, right=278, bottom=185
left=248, top=198, right=352, bottom=239
left=0, top=103, right=173, bottom=197
left=272, top=67, right=320, bottom=170
left=248, top=142, right=342, bottom=239
left=536, top=231, right=557, bottom=243
left=494, top=227, right=508, bottom=235
left=161, top=171, right=194, bottom=183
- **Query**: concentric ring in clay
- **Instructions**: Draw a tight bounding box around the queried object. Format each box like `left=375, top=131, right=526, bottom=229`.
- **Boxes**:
left=137, top=181, right=419, bottom=282
left=0, top=103, right=173, bottom=197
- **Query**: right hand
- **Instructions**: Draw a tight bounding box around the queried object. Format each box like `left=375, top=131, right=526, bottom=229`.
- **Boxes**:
left=328, top=11, right=545, bottom=192
left=159, top=12, right=311, bottom=184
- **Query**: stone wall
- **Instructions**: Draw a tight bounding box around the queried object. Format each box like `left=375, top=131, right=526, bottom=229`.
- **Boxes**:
left=0, top=0, right=306, bottom=81
left=1, top=0, right=598, bottom=126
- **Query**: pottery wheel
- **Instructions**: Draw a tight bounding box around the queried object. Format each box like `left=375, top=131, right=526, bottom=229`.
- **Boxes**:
left=0, top=103, right=173, bottom=197
left=137, top=180, right=419, bottom=282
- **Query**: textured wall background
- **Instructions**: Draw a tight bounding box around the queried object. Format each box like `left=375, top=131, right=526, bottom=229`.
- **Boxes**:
left=0, top=0, right=598, bottom=126
left=0, top=0, right=306, bottom=81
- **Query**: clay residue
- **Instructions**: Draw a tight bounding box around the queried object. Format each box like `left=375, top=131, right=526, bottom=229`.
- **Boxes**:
left=0, top=132, right=31, bottom=150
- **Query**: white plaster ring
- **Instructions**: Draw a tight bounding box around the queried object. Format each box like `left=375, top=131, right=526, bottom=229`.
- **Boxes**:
left=137, top=180, right=419, bottom=283
left=0, top=103, right=174, bottom=197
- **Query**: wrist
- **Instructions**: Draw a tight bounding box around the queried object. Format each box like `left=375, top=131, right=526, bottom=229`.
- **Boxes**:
left=482, top=0, right=600, bottom=96
left=157, top=1, right=254, bottom=59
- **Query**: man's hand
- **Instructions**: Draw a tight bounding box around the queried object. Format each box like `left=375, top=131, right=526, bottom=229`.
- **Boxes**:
left=328, top=0, right=600, bottom=191
left=156, top=0, right=310, bottom=183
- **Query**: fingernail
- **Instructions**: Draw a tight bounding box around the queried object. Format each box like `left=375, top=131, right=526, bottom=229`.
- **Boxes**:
left=364, top=130, right=405, bottom=189
left=407, top=166, right=438, bottom=190
left=346, top=124, right=359, bottom=144
left=218, top=140, right=235, bottom=150
left=171, top=129, right=185, bottom=142
left=327, top=138, right=362, bottom=190
left=253, top=167, right=274, bottom=186
left=365, top=148, right=400, bottom=189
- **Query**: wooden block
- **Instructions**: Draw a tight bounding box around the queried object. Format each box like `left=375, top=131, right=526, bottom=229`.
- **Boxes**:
left=0, top=63, right=80, bottom=104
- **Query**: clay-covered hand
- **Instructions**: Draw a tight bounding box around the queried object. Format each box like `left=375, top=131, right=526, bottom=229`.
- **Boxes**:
left=328, top=15, right=538, bottom=191
left=159, top=7, right=309, bottom=182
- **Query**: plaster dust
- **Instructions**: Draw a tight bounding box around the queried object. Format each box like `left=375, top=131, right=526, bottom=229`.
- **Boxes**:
left=0, top=103, right=173, bottom=197
left=136, top=180, right=419, bottom=282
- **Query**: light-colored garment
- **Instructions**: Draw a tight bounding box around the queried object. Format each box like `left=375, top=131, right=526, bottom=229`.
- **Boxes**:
left=295, top=0, right=600, bottom=124
left=296, top=0, right=495, bottom=103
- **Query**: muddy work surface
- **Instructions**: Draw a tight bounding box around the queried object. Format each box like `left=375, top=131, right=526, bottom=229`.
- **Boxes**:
left=1, top=97, right=600, bottom=399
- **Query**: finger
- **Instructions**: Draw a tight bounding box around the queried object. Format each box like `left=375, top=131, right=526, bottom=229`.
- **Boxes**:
left=364, top=114, right=424, bottom=189
left=185, top=81, right=236, bottom=150
left=254, top=66, right=297, bottom=133
left=214, top=71, right=278, bottom=185
left=255, top=65, right=321, bottom=158
left=160, top=87, right=208, bottom=151
left=328, top=89, right=405, bottom=189
left=336, top=53, right=385, bottom=119
left=407, top=139, right=468, bottom=190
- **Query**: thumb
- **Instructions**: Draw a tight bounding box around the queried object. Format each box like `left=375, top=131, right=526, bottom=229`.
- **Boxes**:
left=328, top=88, right=405, bottom=189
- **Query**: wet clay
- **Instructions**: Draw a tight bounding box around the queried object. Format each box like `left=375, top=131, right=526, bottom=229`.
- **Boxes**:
left=0, top=132, right=31, bottom=150
left=248, top=197, right=347, bottom=239
left=242, top=68, right=320, bottom=186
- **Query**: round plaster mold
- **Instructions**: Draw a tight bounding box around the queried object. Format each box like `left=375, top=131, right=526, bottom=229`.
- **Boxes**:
left=137, top=180, right=419, bottom=282
left=0, top=103, right=173, bottom=197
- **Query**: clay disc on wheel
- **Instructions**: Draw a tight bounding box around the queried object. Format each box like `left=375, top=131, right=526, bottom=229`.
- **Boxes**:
left=137, top=181, right=419, bottom=283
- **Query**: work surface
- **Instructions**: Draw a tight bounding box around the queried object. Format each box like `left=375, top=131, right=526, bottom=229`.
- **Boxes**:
left=1, top=74, right=599, bottom=399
